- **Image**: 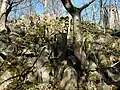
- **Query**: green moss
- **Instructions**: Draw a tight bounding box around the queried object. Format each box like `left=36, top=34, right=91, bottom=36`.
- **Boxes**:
left=85, top=31, right=93, bottom=53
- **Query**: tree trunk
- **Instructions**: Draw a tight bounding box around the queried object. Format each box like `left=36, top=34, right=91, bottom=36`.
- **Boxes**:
left=61, top=0, right=95, bottom=71
left=0, top=0, right=3, bottom=8
left=44, top=0, right=48, bottom=13
left=29, top=0, right=32, bottom=14
left=0, top=0, right=8, bottom=32
left=99, top=0, right=103, bottom=26
left=61, top=0, right=95, bottom=42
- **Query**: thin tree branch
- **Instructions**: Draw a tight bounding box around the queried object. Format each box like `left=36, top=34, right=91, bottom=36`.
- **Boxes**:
left=80, top=0, right=96, bottom=11
left=61, top=0, right=96, bottom=18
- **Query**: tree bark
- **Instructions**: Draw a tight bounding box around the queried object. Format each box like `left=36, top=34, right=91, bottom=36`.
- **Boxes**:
left=61, top=0, right=95, bottom=71
left=29, top=0, right=32, bottom=14
left=44, top=0, right=48, bottom=13
left=61, top=0, right=95, bottom=20
left=100, top=0, right=103, bottom=26
left=0, top=0, right=8, bottom=32
left=0, top=0, right=23, bottom=32
left=0, top=0, right=3, bottom=8
left=61, top=0, right=96, bottom=42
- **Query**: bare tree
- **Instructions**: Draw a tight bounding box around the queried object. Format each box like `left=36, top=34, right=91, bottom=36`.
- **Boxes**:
left=99, top=0, right=103, bottom=26
left=29, top=0, right=32, bottom=14
left=92, top=3, right=96, bottom=22
left=0, top=0, right=3, bottom=8
left=61, top=0, right=96, bottom=43
left=38, top=0, right=48, bottom=13
left=44, top=0, right=48, bottom=13
left=0, top=0, right=24, bottom=32
left=61, top=0, right=95, bottom=70
left=61, top=0, right=95, bottom=42
left=61, top=0, right=95, bottom=20
left=0, top=0, right=8, bottom=32
left=49, top=0, right=63, bottom=16
left=38, top=0, right=63, bottom=15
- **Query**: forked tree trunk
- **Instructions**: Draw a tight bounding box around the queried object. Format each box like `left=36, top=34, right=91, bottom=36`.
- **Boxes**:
left=0, top=0, right=8, bottom=32
left=61, top=0, right=95, bottom=71
left=61, top=0, right=95, bottom=43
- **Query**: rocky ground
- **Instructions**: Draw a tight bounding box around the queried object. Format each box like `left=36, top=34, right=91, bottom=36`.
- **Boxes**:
left=0, top=14, right=120, bottom=90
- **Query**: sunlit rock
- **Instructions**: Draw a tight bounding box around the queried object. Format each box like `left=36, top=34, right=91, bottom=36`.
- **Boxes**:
left=0, top=71, right=12, bottom=90
left=60, top=66, right=78, bottom=90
